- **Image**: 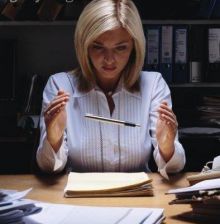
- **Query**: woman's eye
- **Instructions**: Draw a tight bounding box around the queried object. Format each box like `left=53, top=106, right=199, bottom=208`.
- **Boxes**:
left=92, top=45, right=103, bottom=50
left=116, top=46, right=127, bottom=51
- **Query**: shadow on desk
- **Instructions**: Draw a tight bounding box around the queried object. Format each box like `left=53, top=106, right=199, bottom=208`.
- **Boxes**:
left=171, top=211, right=220, bottom=224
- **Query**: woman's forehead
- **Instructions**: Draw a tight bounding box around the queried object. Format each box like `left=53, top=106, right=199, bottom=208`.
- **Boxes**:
left=93, top=28, right=132, bottom=44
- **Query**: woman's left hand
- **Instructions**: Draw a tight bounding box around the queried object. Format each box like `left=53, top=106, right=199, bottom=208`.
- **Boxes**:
left=156, top=101, right=178, bottom=161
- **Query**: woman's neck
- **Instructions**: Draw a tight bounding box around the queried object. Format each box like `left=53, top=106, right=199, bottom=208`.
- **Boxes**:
left=97, top=77, right=121, bottom=94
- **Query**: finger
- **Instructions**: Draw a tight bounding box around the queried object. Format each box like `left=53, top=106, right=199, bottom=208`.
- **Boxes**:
left=158, top=107, right=175, bottom=120
left=44, top=103, right=66, bottom=125
left=161, top=101, right=168, bottom=105
left=50, top=104, right=66, bottom=120
left=159, top=103, right=172, bottom=112
left=54, top=92, right=70, bottom=101
left=46, top=95, right=69, bottom=113
left=160, top=113, right=176, bottom=126
left=46, top=101, right=67, bottom=117
left=52, top=95, right=69, bottom=106
left=57, top=90, right=69, bottom=96
left=160, top=114, right=178, bottom=132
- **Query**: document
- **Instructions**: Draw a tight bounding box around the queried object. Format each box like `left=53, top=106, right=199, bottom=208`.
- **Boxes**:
left=167, top=178, right=220, bottom=194
left=64, top=172, right=153, bottom=197
left=24, top=202, right=165, bottom=224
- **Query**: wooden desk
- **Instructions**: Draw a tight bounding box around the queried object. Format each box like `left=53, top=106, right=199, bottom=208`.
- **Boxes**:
left=0, top=173, right=195, bottom=224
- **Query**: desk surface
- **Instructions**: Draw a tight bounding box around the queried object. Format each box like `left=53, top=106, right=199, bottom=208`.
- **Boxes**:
left=0, top=173, right=196, bottom=224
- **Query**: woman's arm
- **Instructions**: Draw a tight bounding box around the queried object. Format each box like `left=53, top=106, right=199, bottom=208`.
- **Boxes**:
left=36, top=75, right=69, bottom=173
left=148, top=73, right=186, bottom=177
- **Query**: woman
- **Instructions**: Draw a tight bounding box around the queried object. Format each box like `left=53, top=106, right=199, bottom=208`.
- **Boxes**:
left=36, top=0, right=185, bottom=178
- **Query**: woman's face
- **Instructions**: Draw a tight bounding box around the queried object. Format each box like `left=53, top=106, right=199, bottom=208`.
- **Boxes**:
left=88, top=27, right=134, bottom=85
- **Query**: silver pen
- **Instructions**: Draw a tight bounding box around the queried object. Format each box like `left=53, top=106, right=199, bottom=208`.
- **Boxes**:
left=85, top=113, right=141, bottom=127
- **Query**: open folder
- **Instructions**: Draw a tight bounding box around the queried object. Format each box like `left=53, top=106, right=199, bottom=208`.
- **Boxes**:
left=64, top=172, right=153, bottom=197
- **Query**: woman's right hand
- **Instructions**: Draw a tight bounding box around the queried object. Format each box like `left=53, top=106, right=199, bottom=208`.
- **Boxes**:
left=44, top=90, right=70, bottom=152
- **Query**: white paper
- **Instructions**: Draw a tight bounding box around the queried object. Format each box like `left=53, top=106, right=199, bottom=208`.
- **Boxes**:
left=167, top=178, right=220, bottom=194
left=0, top=188, right=32, bottom=205
left=24, top=202, right=164, bottom=224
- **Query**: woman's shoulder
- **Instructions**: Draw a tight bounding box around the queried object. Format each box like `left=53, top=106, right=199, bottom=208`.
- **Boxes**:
left=140, top=71, right=162, bottom=81
left=139, top=71, right=169, bottom=94
left=140, top=71, right=165, bottom=86
left=46, top=71, right=78, bottom=92
left=49, top=71, right=75, bottom=82
left=49, top=71, right=76, bottom=83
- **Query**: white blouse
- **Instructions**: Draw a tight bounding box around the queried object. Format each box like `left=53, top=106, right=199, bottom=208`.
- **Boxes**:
left=36, top=71, right=185, bottom=178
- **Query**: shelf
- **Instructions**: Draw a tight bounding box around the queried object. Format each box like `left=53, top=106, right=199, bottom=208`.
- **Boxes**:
left=0, top=20, right=77, bottom=26
left=170, top=82, right=220, bottom=88
left=142, top=20, right=220, bottom=25
left=1, top=19, right=220, bottom=26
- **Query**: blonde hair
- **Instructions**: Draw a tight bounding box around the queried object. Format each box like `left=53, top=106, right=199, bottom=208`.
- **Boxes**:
left=74, top=0, right=145, bottom=92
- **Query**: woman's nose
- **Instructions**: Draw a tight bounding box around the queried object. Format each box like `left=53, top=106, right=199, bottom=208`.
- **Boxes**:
left=103, top=50, right=115, bottom=64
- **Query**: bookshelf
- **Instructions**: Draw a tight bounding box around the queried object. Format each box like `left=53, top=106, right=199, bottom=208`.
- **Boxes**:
left=1, top=2, right=220, bottom=173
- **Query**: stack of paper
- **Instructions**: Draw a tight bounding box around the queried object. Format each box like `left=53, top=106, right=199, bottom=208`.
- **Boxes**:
left=64, top=172, right=153, bottom=197
left=0, top=188, right=41, bottom=224
left=24, top=202, right=165, bottom=224
left=167, top=178, right=220, bottom=222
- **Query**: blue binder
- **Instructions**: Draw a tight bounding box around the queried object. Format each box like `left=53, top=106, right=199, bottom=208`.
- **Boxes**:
left=160, top=25, right=173, bottom=84
left=144, top=25, right=161, bottom=72
left=173, top=25, right=189, bottom=83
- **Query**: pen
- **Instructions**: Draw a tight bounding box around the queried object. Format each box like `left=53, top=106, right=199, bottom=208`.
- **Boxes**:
left=85, top=113, right=141, bottom=127
left=52, top=78, right=60, bottom=91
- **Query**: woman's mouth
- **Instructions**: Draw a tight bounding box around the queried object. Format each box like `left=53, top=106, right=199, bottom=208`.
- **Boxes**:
left=102, top=66, right=116, bottom=71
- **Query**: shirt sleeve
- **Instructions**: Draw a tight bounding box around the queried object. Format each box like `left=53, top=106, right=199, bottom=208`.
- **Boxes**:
left=36, top=75, right=68, bottom=173
left=149, top=73, right=186, bottom=179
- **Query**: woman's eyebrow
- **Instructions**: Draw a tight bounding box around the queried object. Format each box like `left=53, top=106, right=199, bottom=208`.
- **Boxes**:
left=93, top=40, right=130, bottom=45
left=115, top=41, right=130, bottom=45
left=93, top=41, right=103, bottom=45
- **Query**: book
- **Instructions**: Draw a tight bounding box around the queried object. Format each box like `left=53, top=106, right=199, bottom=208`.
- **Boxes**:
left=64, top=172, right=153, bottom=197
